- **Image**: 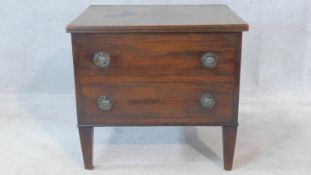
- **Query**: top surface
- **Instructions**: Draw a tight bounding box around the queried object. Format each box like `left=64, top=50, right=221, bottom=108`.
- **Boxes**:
left=66, top=5, right=249, bottom=33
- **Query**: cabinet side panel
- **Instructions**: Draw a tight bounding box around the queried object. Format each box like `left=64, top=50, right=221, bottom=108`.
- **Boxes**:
left=231, top=32, right=242, bottom=124
left=71, top=34, right=83, bottom=124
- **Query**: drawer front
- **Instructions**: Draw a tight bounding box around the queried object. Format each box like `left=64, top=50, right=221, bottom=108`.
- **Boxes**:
left=78, top=83, right=235, bottom=125
left=75, top=33, right=239, bottom=84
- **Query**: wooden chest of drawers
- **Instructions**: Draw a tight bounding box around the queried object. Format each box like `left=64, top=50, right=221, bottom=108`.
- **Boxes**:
left=67, top=5, right=248, bottom=170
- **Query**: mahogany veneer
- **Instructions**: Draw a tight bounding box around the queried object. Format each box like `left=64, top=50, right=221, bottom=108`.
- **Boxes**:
left=67, top=5, right=248, bottom=170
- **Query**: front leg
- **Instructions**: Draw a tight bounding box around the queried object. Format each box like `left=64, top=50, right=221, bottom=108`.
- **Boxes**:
left=78, top=126, right=94, bottom=169
left=222, top=126, right=237, bottom=170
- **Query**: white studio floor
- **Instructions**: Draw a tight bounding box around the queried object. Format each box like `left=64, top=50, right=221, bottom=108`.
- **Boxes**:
left=0, top=93, right=310, bottom=175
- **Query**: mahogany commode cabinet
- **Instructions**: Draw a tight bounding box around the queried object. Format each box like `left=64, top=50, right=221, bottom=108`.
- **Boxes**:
left=66, top=5, right=248, bottom=170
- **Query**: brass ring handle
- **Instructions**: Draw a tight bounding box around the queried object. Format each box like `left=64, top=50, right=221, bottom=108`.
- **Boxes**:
left=93, top=52, right=111, bottom=68
left=97, top=95, right=113, bottom=111
left=202, top=52, right=217, bottom=68
left=200, top=93, right=216, bottom=109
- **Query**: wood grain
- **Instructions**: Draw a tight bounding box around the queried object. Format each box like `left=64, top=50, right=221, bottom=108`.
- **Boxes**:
left=75, top=33, right=239, bottom=84
left=66, top=5, right=249, bottom=33
left=78, top=83, right=236, bottom=126
left=68, top=5, right=248, bottom=170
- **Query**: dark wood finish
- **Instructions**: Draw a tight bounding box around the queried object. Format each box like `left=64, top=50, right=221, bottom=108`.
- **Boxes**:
left=80, top=83, right=235, bottom=126
left=66, top=5, right=249, bottom=33
left=222, top=126, right=237, bottom=170
left=76, top=33, right=238, bottom=84
left=78, top=126, right=94, bottom=170
left=71, top=35, right=84, bottom=124
left=68, top=5, right=248, bottom=170
left=232, top=33, right=242, bottom=123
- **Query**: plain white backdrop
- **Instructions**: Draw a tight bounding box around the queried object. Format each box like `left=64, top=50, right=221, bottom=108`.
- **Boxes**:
left=0, top=0, right=311, bottom=174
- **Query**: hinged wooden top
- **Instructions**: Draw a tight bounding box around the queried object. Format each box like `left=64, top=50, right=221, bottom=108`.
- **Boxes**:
left=66, top=5, right=248, bottom=33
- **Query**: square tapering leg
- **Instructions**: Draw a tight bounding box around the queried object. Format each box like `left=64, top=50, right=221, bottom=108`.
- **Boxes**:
left=78, top=126, right=94, bottom=170
left=222, top=126, right=237, bottom=170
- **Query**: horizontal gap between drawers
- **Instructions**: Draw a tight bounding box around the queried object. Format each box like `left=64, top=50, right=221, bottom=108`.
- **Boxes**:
left=79, top=81, right=234, bottom=87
